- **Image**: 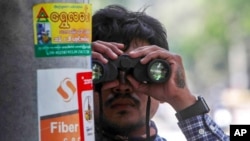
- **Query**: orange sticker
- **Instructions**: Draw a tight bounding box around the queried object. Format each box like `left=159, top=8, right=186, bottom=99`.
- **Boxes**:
left=40, top=111, right=80, bottom=141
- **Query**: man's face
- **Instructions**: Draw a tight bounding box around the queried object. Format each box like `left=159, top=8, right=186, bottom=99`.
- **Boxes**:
left=94, top=40, right=160, bottom=133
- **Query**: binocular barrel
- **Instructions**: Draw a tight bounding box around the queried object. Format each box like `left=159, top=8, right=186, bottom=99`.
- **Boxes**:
left=92, top=55, right=171, bottom=84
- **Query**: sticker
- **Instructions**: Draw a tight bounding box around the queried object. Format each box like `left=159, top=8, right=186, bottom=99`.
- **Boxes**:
left=77, top=72, right=95, bottom=141
left=37, top=68, right=94, bottom=141
left=33, top=3, right=92, bottom=57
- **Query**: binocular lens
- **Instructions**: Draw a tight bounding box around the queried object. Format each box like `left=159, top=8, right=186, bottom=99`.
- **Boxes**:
left=148, top=61, right=168, bottom=82
left=92, top=63, right=103, bottom=82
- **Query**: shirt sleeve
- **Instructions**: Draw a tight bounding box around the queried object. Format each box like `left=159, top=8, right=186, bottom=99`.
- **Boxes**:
left=177, top=114, right=229, bottom=141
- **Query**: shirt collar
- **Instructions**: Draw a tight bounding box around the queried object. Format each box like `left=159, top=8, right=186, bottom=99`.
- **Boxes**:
left=95, top=120, right=158, bottom=141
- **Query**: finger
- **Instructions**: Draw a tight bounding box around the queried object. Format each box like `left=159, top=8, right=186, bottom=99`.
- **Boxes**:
left=129, top=46, right=174, bottom=64
left=92, top=41, right=124, bottom=59
left=92, top=42, right=118, bottom=60
left=92, top=52, right=108, bottom=64
left=129, top=45, right=160, bottom=58
left=140, top=50, right=172, bottom=64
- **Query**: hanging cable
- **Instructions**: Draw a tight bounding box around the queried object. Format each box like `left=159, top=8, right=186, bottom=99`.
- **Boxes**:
left=95, top=83, right=104, bottom=141
left=98, top=92, right=103, bottom=141
left=146, top=96, right=151, bottom=141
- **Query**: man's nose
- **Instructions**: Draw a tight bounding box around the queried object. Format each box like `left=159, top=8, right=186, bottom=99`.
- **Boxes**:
left=112, top=83, right=133, bottom=94
left=112, top=70, right=133, bottom=94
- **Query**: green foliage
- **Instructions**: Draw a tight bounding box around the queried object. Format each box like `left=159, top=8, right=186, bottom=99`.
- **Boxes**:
left=174, top=0, right=250, bottom=90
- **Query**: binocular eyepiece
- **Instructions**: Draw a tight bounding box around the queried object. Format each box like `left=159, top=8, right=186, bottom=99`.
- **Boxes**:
left=92, top=55, right=171, bottom=84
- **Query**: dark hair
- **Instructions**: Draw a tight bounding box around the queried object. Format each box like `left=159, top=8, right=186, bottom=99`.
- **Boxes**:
left=92, top=5, right=169, bottom=50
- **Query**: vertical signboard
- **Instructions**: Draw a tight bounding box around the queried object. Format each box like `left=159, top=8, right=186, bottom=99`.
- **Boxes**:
left=76, top=72, right=94, bottom=141
left=33, top=3, right=94, bottom=141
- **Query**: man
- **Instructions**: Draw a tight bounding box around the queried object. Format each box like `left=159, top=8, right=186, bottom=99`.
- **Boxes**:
left=92, top=5, right=229, bottom=141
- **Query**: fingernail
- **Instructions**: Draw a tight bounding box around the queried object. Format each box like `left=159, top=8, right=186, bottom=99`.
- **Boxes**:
left=119, top=50, right=123, bottom=54
left=103, top=58, right=108, bottom=64
left=129, top=51, right=135, bottom=54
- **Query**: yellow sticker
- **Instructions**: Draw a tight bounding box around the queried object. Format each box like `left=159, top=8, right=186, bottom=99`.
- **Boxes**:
left=33, top=3, right=92, bottom=57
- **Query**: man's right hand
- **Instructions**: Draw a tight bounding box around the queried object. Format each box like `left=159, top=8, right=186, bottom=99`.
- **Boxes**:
left=92, top=40, right=124, bottom=64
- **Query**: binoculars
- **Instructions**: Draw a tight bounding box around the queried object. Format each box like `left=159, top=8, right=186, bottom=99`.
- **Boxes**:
left=92, top=55, right=171, bottom=84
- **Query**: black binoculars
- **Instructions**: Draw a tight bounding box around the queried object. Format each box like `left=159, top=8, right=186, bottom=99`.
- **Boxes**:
left=92, top=55, right=171, bottom=84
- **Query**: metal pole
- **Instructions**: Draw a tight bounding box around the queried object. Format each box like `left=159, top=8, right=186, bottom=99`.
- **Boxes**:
left=0, top=0, right=91, bottom=141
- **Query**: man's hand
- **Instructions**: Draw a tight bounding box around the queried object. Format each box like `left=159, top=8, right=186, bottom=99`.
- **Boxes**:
left=128, top=45, right=196, bottom=111
left=92, top=40, right=124, bottom=63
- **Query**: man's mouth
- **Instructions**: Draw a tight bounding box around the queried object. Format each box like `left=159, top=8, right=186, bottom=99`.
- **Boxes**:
left=110, top=99, right=136, bottom=109
left=104, top=93, right=140, bottom=109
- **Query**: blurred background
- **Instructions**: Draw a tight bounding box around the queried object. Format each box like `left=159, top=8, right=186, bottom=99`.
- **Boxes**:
left=91, top=0, right=250, bottom=140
